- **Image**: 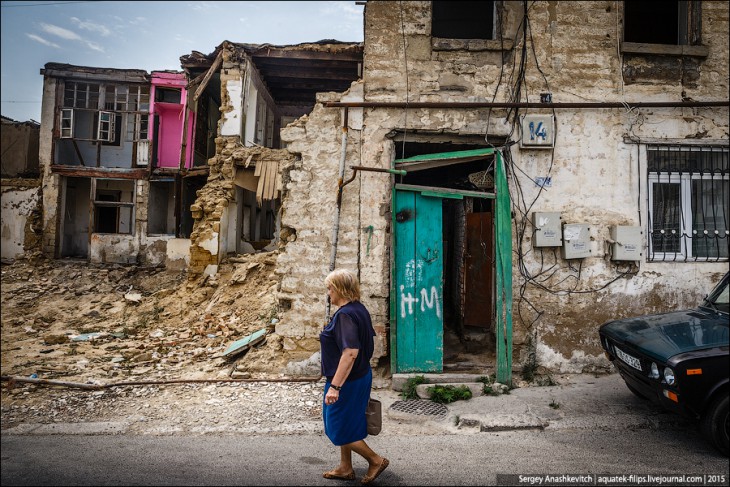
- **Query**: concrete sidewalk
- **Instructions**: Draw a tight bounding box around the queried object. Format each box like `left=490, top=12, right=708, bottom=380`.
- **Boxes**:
left=374, top=373, right=690, bottom=435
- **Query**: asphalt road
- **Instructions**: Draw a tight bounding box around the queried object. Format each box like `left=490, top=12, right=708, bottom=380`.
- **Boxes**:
left=2, top=427, right=728, bottom=486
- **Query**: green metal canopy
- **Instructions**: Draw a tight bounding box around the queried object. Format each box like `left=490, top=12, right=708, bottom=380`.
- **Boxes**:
left=394, top=148, right=496, bottom=172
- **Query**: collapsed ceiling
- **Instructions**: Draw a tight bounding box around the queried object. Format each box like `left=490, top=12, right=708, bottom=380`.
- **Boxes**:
left=181, top=40, right=363, bottom=107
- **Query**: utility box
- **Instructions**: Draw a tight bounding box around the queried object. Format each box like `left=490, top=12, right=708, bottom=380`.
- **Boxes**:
left=532, top=212, right=562, bottom=247
left=610, top=225, right=643, bottom=261
left=562, top=224, right=592, bottom=259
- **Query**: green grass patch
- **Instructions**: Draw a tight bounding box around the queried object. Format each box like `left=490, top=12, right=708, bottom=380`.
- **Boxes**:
left=401, top=375, right=427, bottom=400
left=427, top=384, right=473, bottom=404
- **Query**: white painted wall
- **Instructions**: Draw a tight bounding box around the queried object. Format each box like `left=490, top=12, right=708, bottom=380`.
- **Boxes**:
left=221, top=79, right=242, bottom=137
left=1, top=187, right=40, bottom=259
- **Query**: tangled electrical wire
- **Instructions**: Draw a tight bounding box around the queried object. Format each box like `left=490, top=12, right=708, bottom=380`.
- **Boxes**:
left=489, top=1, right=641, bottom=332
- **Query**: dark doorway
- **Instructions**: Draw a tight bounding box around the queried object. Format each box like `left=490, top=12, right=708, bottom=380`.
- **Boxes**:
left=395, top=141, right=497, bottom=373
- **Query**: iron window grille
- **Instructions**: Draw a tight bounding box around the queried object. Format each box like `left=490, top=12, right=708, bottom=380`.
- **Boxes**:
left=647, top=145, right=729, bottom=262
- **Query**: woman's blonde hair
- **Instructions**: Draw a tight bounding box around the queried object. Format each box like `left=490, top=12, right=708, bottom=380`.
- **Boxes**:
left=325, top=269, right=361, bottom=302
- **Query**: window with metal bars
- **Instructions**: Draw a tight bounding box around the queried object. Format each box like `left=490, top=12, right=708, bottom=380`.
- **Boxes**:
left=647, top=145, right=729, bottom=262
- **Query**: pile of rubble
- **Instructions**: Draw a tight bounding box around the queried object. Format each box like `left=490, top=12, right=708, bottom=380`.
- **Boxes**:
left=0, top=251, right=290, bottom=386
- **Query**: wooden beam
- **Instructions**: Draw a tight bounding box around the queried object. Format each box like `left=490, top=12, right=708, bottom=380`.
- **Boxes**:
left=253, top=58, right=360, bottom=69
left=194, top=50, right=223, bottom=103
left=261, top=69, right=358, bottom=80
left=51, top=165, right=148, bottom=180
left=266, top=80, right=352, bottom=90
left=71, top=139, right=86, bottom=166
left=250, top=48, right=362, bottom=62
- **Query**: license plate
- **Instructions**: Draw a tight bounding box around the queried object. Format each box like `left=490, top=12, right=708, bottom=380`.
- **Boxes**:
left=615, top=346, right=642, bottom=371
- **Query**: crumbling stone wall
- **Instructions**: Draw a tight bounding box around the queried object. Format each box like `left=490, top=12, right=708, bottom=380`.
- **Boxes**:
left=275, top=82, right=398, bottom=374
left=355, top=1, right=729, bottom=374
left=187, top=135, right=236, bottom=276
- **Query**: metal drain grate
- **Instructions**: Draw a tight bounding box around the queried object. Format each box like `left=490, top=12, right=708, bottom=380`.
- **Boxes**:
left=389, top=400, right=449, bottom=419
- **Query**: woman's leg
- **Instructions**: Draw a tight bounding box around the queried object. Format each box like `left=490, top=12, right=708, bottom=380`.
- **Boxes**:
left=323, top=445, right=355, bottom=477
left=347, top=440, right=387, bottom=478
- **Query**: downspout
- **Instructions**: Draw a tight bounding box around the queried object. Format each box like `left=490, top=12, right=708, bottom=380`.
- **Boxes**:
left=325, top=108, right=349, bottom=321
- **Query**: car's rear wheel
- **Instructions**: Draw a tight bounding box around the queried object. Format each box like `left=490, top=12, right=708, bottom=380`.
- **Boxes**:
left=701, top=393, right=729, bottom=456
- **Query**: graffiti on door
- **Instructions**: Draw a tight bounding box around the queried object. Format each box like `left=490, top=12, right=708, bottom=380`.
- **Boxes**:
left=399, top=258, right=441, bottom=319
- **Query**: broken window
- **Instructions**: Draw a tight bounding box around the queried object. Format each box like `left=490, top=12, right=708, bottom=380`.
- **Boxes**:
left=64, top=82, right=100, bottom=109
left=194, top=94, right=218, bottom=165
left=155, top=87, right=182, bottom=104
left=431, top=1, right=495, bottom=40
left=96, top=111, right=116, bottom=143
left=148, top=181, right=176, bottom=235
left=647, top=146, right=729, bottom=261
left=624, top=1, right=700, bottom=45
left=60, top=109, right=74, bottom=138
left=93, top=179, right=135, bottom=234
left=56, top=80, right=150, bottom=166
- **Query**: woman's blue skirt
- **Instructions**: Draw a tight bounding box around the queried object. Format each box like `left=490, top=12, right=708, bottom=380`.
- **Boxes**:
left=323, top=370, right=372, bottom=446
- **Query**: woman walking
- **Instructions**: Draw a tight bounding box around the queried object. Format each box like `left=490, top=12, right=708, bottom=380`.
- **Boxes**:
left=320, top=269, right=389, bottom=484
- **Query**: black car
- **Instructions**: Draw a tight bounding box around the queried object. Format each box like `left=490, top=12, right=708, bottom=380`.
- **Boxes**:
left=599, top=272, right=729, bottom=456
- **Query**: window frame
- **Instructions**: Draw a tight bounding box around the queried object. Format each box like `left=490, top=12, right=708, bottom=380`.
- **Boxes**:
left=621, top=1, right=706, bottom=57
left=647, top=146, right=729, bottom=262
left=60, top=108, right=74, bottom=138
left=431, top=0, right=496, bottom=41
left=91, top=178, right=136, bottom=235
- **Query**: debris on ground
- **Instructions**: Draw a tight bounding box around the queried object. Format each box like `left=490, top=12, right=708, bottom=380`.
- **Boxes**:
left=1, top=252, right=288, bottom=385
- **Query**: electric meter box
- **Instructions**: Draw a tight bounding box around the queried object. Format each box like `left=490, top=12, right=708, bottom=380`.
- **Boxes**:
left=562, top=223, right=592, bottom=259
left=610, top=225, right=643, bottom=261
left=532, top=212, right=562, bottom=247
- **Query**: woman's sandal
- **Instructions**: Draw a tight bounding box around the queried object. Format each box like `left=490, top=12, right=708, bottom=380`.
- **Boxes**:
left=361, top=457, right=389, bottom=484
left=323, top=470, right=356, bottom=481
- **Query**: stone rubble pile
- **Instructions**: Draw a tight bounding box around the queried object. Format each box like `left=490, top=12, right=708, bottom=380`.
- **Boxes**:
left=1, top=253, right=288, bottom=385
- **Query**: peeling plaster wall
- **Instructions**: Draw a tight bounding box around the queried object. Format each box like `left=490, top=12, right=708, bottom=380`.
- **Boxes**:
left=39, top=77, right=61, bottom=259
left=165, top=237, right=191, bottom=270
left=321, top=0, right=728, bottom=375
left=276, top=86, right=375, bottom=369
left=1, top=185, right=41, bottom=259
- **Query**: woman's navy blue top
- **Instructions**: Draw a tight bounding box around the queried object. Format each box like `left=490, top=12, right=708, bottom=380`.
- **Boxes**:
left=320, top=301, right=376, bottom=382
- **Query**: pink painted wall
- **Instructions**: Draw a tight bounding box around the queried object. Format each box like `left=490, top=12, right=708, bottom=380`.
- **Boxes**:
left=150, top=72, right=195, bottom=169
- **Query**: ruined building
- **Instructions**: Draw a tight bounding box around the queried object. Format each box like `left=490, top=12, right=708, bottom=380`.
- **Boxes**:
left=32, top=2, right=729, bottom=381
left=1, top=116, right=41, bottom=260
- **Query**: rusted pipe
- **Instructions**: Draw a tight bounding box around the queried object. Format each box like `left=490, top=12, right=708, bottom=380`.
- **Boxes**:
left=326, top=108, right=350, bottom=321
left=324, top=100, right=729, bottom=109
left=341, top=166, right=407, bottom=191
left=1, top=375, right=322, bottom=391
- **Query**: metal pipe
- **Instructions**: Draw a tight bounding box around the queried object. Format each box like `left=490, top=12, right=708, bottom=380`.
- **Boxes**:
left=324, top=100, right=729, bottom=109
left=0, top=375, right=322, bottom=391
left=326, top=108, right=349, bottom=321
left=340, top=166, right=407, bottom=197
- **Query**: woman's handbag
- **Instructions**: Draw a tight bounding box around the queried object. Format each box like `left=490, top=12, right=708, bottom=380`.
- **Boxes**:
left=366, top=398, right=382, bottom=435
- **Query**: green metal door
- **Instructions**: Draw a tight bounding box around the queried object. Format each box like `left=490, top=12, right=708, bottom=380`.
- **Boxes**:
left=394, top=189, right=443, bottom=372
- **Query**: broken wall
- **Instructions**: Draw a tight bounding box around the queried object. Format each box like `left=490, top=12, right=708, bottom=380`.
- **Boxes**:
left=1, top=119, right=42, bottom=261
left=275, top=81, right=395, bottom=374
left=1, top=181, right=41, bottom=260
left=276, top=1, right=728, bottom=376
left=187, top=47, right=293, bottom=277
left=1, top=121, right=40, bottom=178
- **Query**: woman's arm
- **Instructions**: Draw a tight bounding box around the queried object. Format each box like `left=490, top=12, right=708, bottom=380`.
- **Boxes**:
left=324, top=348, right=359, bottom=404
